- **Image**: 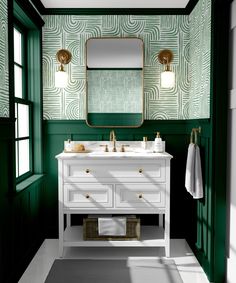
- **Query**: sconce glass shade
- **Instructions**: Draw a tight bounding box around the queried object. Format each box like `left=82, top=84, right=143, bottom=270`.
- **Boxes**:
left=161, top=70, right=175, bottom=89
left=55, top=70, right=68, bottom=88
left=158, top=49, right=175, bottom=89
left=55, top=49, right=72, bottom=88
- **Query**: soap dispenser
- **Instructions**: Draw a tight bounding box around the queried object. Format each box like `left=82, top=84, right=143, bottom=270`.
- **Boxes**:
left=154, top=132, right=163, bottom=153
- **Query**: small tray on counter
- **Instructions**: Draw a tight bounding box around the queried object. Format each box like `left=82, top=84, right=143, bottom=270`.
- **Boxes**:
left=63, top=149, right=91, bottom=153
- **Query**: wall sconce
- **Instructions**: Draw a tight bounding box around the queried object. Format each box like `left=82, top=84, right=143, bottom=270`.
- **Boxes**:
left=55, top=49, right=72, bottom=88
left=158, top=49, right=175, bottom=89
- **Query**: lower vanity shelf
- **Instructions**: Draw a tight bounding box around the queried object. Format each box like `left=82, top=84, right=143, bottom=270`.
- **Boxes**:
left=63, top=225, right=166, bottom=247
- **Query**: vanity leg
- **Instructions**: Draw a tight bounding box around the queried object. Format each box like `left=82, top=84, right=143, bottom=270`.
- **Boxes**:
left=159, top=214, right=163, bottom=227
left=66, top=214, right=71, bottom=227
left=58, top=210, right=64, bottom=258
left=165, top=160, right=170, bottom=257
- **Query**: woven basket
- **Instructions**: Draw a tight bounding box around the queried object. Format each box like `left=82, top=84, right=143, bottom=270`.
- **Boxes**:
left=83, top=217, right=140, bottom=241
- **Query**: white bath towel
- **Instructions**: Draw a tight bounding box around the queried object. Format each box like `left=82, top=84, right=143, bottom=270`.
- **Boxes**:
left=193, top=146, right=203, bottom=199
left=185, top=143, right=204, bottom=199
left=98, top=217, right=126, bottom=236
left=185, top=143, right=195, bottom=195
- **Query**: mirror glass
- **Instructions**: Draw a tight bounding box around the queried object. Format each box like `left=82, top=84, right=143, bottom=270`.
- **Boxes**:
left=86, top=38, right=144, bottom=128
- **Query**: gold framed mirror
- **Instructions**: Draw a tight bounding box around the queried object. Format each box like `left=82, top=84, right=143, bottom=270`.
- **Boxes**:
left=85, top=37, right=144, bottom=128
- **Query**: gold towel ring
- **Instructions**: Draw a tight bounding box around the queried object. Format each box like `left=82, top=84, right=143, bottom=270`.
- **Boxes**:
left=190, top=127, right=201, bottom=145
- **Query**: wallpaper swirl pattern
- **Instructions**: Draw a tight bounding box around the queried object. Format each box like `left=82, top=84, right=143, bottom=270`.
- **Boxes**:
left=0, top=0, right=9, bottom=117
left=42, top=0, right=211, bottom=120
left=189, top=0, right=211, bottom=119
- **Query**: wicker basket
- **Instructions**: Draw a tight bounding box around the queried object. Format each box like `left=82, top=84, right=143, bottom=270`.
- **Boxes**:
left=83, top=217, right=140, bottom=241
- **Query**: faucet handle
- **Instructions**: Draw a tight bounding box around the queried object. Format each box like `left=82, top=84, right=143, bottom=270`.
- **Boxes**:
left=120, top=144, right=130, bottom=152
left=100, top=144, right=109, bottom=152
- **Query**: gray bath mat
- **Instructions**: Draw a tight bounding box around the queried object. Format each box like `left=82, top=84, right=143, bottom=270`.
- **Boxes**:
left=45, top=258, right=183, bottom=283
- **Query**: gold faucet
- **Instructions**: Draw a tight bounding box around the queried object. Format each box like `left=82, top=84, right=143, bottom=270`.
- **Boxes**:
left=109, top=130, right=117, bottom=152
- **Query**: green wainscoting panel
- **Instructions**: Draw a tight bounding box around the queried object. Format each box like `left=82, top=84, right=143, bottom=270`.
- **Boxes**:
left=0, top=120, right=45, bottom=283
left=43, top=119, right=212, bottom=252
left=86, top=113, right=143, bottom=127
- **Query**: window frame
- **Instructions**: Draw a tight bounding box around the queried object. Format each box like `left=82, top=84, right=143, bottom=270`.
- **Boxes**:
left=11, top=0, right=44, bottom=192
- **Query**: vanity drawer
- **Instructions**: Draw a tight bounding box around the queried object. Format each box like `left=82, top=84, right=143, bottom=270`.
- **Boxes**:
left=63, top=160, right=166, bottom=182
left=115, top=183, right=166, bottom=208
left=64, top=184, right=113, bottom=208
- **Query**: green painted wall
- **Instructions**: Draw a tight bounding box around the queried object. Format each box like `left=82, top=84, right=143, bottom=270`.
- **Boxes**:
left=44, top=119, right=209, bottom=241
left=0, top=0, right=9, bottom=117
left=0, top=120, right=45, bottom=283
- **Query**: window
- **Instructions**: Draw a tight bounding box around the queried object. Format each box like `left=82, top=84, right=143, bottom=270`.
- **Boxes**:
left=14, top=26, right=32, bottom=180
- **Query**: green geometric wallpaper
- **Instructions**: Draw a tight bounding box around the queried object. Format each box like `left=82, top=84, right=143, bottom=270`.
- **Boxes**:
left=42, top=14, right=190, bottom=120
left=42, top=0, right=211, bottom=120
left=0, top=0, right=9, bottom=117
left=189, top=0, right=211, bottom=119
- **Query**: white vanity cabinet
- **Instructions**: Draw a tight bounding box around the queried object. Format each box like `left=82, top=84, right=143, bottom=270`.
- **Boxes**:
left=56, top=151, right=172, bottom=257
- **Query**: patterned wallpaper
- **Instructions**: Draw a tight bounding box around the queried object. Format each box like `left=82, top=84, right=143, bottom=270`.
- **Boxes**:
left=42, top=0, right=211, bottom=120
left=189, top=0, right=211, bottom=119
left=0, top=0, right=9, bottom=117
left=88, top=70, right=142, bottom=113
left=42, top=15, right=190, bottom=120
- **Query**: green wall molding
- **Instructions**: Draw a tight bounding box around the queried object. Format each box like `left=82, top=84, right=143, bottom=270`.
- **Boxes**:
left=14, top=0, right=45, bottom=28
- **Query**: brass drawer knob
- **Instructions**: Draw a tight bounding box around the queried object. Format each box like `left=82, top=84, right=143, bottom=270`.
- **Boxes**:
left=85, top=169, right=90, bottom=173
left=139, top=169, right=143, bottom=173
left=138, top=194, right=143, bottom=199
left=85, top=194, right=90, bottom=199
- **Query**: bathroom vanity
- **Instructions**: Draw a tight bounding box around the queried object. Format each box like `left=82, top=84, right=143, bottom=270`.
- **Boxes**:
left=56, top=143, right=172, bottom=257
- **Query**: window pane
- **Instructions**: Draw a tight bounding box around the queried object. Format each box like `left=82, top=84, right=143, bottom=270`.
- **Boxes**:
left=19, top=139, right=30, bottom=176
left=14, top=65, right=23, bottom=98
left=18, top=104, right=29, bottom=138
left=15, top=142, right=19, bottom=178
left=14, top=28, right=22, bottom=65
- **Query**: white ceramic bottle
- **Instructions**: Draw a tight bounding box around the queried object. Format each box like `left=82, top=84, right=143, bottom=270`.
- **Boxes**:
left=141, top=136, right=148, bottom=150
left=154, top=132, right=163, bottom=152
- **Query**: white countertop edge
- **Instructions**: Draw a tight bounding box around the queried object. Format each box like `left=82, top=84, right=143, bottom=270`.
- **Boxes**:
left=55, top=151, right=173, bottom=160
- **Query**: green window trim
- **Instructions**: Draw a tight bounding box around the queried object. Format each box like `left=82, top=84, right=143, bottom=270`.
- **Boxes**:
left=11, top=0, right=44, bottom=189
left=16, top=174, right=44, bottom=193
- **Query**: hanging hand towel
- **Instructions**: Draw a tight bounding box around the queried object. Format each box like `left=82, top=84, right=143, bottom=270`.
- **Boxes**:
left=185, top=143, right=204, bottom=199
left=98, top=217, right=126, bottom=236
left=193, top=145, right=203, bottom=199
left=185, top=143, right=196, bottom=195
